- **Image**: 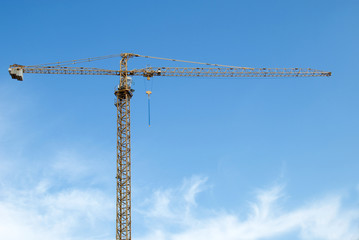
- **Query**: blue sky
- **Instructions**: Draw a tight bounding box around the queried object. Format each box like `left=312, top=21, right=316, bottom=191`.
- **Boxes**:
left=1, top=0, right=359, bottom=239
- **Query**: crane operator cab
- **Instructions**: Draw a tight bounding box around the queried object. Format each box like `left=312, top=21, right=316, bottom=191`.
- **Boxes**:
left=115, top=76, right=135, bottom=102
left=125, top=76, right=132, bottom=87
left=117, top=76, right=132, bottom=90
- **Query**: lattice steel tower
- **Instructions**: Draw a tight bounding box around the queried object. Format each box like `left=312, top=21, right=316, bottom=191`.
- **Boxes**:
left=114, top=53, right=134, bottom=240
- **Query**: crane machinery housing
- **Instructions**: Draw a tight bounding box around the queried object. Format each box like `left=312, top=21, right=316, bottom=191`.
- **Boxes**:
left=8, top=53, right=331, bottom=240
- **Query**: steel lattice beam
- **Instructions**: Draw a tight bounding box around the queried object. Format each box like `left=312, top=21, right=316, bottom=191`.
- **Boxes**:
left=9, top=65, right=331, bottom=81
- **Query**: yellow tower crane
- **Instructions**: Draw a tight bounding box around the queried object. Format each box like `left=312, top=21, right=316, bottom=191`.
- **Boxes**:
left=8, top=53, right=331, bottom=240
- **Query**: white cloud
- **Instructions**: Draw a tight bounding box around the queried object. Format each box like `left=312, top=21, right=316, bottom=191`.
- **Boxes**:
left=0, top=96, right=116, bottom=240
left=137, top=178, right=359, bottom=240
left=1, top=98, right=358, bottom=240
left=1, top=167, right=358, bottom=240
left=0, top=144, right=115, bottom=240
left=0, top=180, right=114, bottom=240
left=182, top=176, right=208, bottom=206
left=137, top=175, right=208, bottom=224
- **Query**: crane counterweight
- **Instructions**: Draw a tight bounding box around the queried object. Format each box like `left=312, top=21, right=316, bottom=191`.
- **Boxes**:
left=8, top=65, right=24, bottom=81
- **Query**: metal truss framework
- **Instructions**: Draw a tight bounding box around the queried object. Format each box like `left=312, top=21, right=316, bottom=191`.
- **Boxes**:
left=8, top=53, right=332, bottom=240
left=9, top=65, right=331, bottom=81
left=114, top=54, right=133, bottom=240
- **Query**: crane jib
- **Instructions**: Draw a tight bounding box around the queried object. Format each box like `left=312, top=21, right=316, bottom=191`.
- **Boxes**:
left=9, top=65, right=331, bottom=81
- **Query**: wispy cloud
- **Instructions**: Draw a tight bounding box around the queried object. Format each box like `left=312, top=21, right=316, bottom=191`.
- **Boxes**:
left=0, top=181, right=113, bottom=240
left=1, top=101, right=358, bottom=240
left=182, top=176, right=208, bottom=206
left=0, top=93, right=115, bottom=240
left=1, top=167, right=358, bottom=240
left=137, top=176, right=208, bottom=224
left=137, top=177, right=359, bottom=240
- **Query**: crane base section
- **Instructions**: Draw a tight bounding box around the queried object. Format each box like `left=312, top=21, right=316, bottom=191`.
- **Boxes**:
left=114, top=85, right=133, bottom=240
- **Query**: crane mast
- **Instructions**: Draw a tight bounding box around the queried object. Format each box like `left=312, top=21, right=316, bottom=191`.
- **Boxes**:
left=115, top=53, right=133, bottom=240
left=8, top=53, right=331, bottom=240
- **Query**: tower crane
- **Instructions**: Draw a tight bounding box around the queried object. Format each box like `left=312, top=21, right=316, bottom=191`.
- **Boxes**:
left=8, top=53, right=331, bottom=240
